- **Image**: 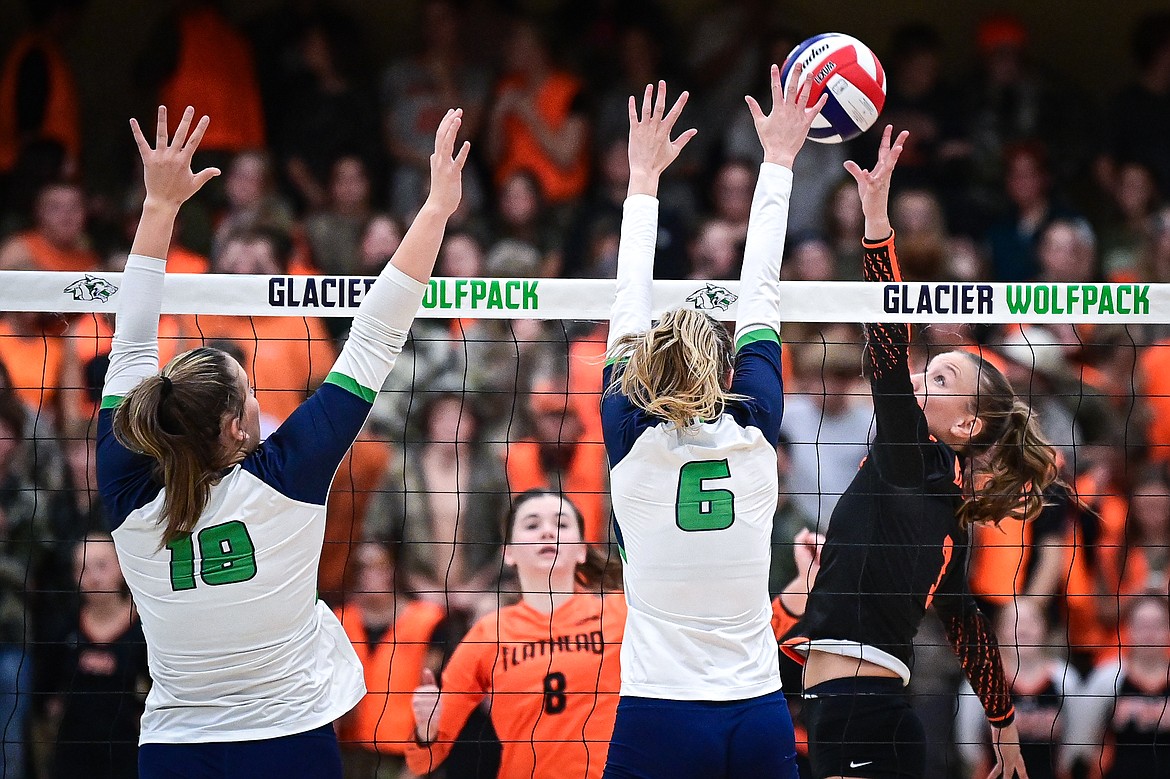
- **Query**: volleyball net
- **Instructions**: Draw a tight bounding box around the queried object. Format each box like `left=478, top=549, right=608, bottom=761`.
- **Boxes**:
left=3, top=271, right=1166, bottom=777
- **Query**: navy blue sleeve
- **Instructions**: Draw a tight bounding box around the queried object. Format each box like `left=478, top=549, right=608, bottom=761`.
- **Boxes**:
left=242, top=381, right=374, bottom=505
left=728, top=337, right=784, bottom=447
left=600, top=363, right=658, bottom=468
left=96, top=407, right=163, bottom=530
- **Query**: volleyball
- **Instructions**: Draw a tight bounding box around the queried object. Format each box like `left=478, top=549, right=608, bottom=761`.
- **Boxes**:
left=781, top=33, right=886, bottom=144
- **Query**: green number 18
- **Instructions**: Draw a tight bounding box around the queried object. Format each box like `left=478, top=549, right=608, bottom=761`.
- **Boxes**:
left=166, top=520, right=258, bottom=591
left=676, top=459, right=736, bottom=531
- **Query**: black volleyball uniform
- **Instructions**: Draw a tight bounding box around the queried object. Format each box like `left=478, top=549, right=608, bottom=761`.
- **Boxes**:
left=781, top=234, right=1014, bottom=778
left=1106, top=676, right=1170, bottom=779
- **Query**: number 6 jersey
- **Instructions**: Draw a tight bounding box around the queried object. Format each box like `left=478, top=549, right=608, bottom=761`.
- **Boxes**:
left=97, top=253, right=430, bottom=743
left=602, top=164, right=792, bottom=701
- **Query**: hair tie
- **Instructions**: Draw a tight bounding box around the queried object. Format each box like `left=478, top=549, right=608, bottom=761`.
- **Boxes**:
left=160, top=375, right=174, bottom=398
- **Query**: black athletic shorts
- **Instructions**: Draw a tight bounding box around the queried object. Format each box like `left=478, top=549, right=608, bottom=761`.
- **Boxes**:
left=803, top=676, right=926, bottom=779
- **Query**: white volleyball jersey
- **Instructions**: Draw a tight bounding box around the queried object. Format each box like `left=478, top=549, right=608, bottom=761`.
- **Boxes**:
left=604, top=163, right=792, bottom=701
left=108, top=460, right=364, bottom=743
left=98, top=254, right=427, bottom=743
left=604, top=402, right=783, bottom=701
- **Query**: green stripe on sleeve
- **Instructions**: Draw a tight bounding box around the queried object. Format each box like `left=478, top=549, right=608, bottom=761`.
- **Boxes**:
left=324, top=371, right=377, bottom=403
left=100, top=395, right=123, bottom=410
left=735, top=328, right=781, bottom=352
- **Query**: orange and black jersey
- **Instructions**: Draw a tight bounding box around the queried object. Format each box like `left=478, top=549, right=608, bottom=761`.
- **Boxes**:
left=782, top=233, right=1014, bottom=727
left=405, top=593, right=625, bottom=779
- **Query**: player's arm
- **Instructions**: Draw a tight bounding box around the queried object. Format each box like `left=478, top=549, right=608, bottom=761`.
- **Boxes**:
left=98, top=108, right=218, bottom=515
left=246, top=110, right=469, bottom=504
left=729, top=66, right=823, bottom=442
left=406, top=622, right=492, bottom=776
left=932, top=574, right=1028, bottom=779
left=103, top=106, right=219, bottom=404
left=771, top=529, right=823, bottom=640
left=845, top=127, right=933, bottom=487
left=736, top=62, right=824, bottom=347
left=606, top=81, right=696, bottom=357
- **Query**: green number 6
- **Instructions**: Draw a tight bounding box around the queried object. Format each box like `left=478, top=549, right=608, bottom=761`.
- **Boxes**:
left=676, top=460, right=736, bottom=531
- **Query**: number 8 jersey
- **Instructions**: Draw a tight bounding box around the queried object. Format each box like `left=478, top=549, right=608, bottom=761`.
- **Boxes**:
left=602, top=164, right=792, bottom=701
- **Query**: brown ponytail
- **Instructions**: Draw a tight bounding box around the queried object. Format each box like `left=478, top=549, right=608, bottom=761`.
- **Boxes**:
left=607, top=308, right=743, bottom=429
left=113, top=347, right=247, bottom=544
left=504, top=489, right=623, bottom=592
left=956, top=353, right=1060, bottom=527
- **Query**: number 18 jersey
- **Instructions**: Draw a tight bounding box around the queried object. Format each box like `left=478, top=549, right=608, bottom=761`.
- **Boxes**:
left=601, top=336, right=784, bottom=701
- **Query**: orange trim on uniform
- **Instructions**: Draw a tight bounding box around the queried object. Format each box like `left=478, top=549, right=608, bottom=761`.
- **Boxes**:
left=861, top=231, right=901, bottom=282
left=771, top=596, right=800, bottom=642
left=780, top=636, right=809, bottom=666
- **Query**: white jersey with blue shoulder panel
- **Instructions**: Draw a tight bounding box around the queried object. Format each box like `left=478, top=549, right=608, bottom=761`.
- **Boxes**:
left=97, top=253, right=426, bottom=743
left=603, top=163, right=793, bottom=701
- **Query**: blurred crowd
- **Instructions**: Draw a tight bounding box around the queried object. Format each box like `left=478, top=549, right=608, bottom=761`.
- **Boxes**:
left=2, top=0, right=1170, bottom=777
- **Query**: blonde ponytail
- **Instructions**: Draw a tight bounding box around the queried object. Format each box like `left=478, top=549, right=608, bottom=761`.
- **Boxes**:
left=607, top=308, right=742, bottom=429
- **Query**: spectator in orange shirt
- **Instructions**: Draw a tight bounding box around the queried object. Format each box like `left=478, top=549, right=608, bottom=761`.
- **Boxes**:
left=408, top=490, right=623, bottom=779
left=486, top=19, right=590, bottom=204
left=0, top=181, right=99, bottom=272
left=335, top=543, right=445, bottom=778
left=138, top=0, right=265, bottom=156
left=506, top=377, right=608, bottom=544
left=174, top=228, right=335, bottom=423
left=0, top=0, right=82, bottom=175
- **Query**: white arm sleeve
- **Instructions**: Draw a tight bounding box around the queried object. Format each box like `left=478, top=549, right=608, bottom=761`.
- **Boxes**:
left=734, top=162, right=793, bottom=345
left=330, top=263, right=428, bottom=397
left=606, top=194, right=658, bottom=351
left=103, top=254, right=165, bottom=400
left=1061, top=662, right=1121, bottom=768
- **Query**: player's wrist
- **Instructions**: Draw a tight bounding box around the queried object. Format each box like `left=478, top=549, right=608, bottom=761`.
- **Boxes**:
left=141, top=197, right=182, bottom=219
left=762, top=151, right=795, bottom=168
left=627, top=169, right=661, bottom=198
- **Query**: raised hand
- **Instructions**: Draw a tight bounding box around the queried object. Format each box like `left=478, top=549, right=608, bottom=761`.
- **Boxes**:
left=426, top=108, right=472, bottom=218
left=745, top=63, right=828, bottom=168
left=412, top=668, right=442, bottom=744
left=627, top=80, right=697, bottom=198
left=130, top=106, right=220, bottom=211
left=843, top=124, right=909, bottom=238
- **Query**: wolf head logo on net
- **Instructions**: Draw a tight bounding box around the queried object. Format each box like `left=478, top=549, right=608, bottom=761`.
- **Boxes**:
left=686, top=283, right=738, bottom=312
left=64, top=275, right=119, bottom=303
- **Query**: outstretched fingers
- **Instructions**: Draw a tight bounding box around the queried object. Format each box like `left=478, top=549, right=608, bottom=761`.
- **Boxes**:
left=154, top=105, right=168, bottom=150
left=434, top=108, right=463, bottom=158
left=129, top=118, right=151, bottom=158
left=182, top=115, right=211, bottom=157
left=782, top=62, right=802, bottom=108
left=661, top=89, right=690, bottom=132
left=170, top=106, right=195, bottom=151
left=454, top=139, right=471, bottom=169
left=842, top=159, right=867, bottom=185
left=744, top=94, right=765, bottom=122
left=672, top=127, right=699, bottom=153
left=653, top=79, right=667, bottom=121
left=640, top=83, right=653, bottom=124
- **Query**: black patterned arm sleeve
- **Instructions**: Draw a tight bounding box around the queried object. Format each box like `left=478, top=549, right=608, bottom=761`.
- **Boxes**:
left=863, top=233, right=934, bottom=486
left=935, top=593, right=1016, bottom=728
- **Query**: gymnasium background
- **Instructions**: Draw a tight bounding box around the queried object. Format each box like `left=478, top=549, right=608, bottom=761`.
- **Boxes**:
left=2, top=0, right=1170, bottom=778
